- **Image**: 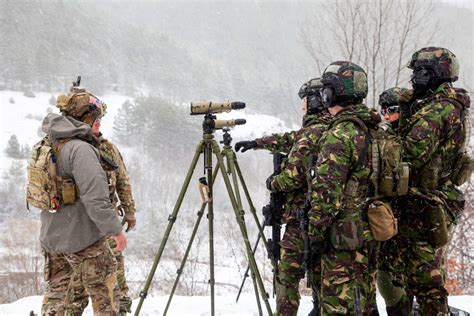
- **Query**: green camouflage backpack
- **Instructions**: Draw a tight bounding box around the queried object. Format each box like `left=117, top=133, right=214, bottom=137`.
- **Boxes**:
left=328, top=115, right=407, bottom=241
left=26, top=136, right=78, bottom=212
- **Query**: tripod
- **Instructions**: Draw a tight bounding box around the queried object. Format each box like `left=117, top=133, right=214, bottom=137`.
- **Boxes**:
left=134, top=115, right=272, bottom=316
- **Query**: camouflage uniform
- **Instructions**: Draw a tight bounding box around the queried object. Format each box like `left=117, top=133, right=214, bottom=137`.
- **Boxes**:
left=40, top=112, right=123, bottom=316
left=375, top=87, right=414, bottom=314
left=257, top=112, right=332, bottom=316
left=388, top=82, right=470, bottom=315
left=43, top=240, right=118, bottom=316
left=306, top=61, right=381, bottom=315
left=67, top=135, right=136, bottom=315
left=309, top=104, right=379, bottom=315
left=377, top=47, right=469, bottom=316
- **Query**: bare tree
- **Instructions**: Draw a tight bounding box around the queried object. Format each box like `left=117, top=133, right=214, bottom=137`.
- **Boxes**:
left=300, top=0, right=436, bottom=107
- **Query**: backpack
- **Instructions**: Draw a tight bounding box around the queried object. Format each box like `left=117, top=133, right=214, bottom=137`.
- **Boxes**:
left=329, top=116, right=406, bottom=241
left=329, top=116, right=409, bottom=199
left=26, top=136, right=78, bottom=212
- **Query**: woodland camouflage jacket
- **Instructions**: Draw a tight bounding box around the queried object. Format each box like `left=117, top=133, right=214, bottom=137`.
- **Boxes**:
left=255, top=112, right=332, bottom=222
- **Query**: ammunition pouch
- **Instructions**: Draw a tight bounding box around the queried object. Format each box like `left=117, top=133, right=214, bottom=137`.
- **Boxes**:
left=451, top=151, right=474, bottom=186
left=419, top=155, right=442, bottom=190
left=425, top=203, right=449, bottom=248
left=60, top=178, right=77, bottom=205
left=329, top=210, right=365, bottom=251
left=367, top=200, right=398, bottom=241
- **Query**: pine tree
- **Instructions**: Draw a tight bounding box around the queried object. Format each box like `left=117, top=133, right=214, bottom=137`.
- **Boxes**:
left=113, top=100, right=135, bottom=145
left=5, top=134, right=22, bottom=159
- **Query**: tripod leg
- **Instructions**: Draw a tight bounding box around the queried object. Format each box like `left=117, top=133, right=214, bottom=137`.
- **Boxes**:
left=234, top=158, right=269, bottom=247
left=163, top=165, right=220, bottom=316
left=223, top=149, right=262, bottom=316
left=134, top=142, right=204, bottom=316
left=235, top=155, right=279, bottom=298
left=204, top=141, right=216, bottom=316
left=212, top=143, right=273, bottom=315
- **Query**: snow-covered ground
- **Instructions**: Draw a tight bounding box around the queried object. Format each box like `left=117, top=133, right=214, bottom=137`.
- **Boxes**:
left=0, top=293, right=473, bottom=315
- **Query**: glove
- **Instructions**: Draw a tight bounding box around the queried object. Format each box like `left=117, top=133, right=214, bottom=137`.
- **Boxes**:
left=122, top=212, right=136, bottom=232
left=266, top=175, right=275, bottom=192
left=235, top=140, right=257, bottom=153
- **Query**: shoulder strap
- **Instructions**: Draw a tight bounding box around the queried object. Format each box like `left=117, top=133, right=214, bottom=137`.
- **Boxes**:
left=330, top=115, right=371, bottom=170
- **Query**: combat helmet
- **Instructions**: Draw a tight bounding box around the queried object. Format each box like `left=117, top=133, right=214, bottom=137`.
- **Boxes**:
left=408, top=47, right=459, bottom=83
left=379, top=87, right=413, bottom=109
left=56, top=88, right=106, bottom=125
left=298, top=77, right=325, bottom=114
left=320, top=61, right=368, bottom=107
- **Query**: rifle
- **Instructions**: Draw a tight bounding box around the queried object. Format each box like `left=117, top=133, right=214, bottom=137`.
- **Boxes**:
left=300, top=155, right=315, bottom=288
left=262, top=152, right=285, bottom=288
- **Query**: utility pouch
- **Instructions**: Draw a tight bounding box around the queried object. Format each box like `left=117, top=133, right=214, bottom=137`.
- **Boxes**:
left=451, top=152, right=474, bottom=186
left=420, top=156, right=442, bottom=190
left=425, top=203, right=449, bottom=248
left=379, top=176, right=395, bottom=197
left=329, top=211, right=365, bottom=251
left=397, top=162, right=410, bottom=195
left=367, top=200, right=398, bottom=241
left=61, top=179, right=76, bottom=205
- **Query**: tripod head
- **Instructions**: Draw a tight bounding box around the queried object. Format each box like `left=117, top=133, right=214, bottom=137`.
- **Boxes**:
left=220, top=128, right=233, bottom=146
left=201, top=113, right=247, bottom=135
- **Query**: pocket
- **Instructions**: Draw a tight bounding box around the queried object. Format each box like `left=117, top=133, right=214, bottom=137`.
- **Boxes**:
left=329, top=212, right=365, bottom=251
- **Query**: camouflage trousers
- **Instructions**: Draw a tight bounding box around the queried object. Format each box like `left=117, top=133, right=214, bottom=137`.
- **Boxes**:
left=379, top=197, right=452, bottom=316
left=275, top=221, right=321, bottom=316
left=66, top=237, right=131, bottom=315
left=377, top=238, right=411, bottom=316
left=378, top=235, right=448, bottom=316
left=319, top=239, right=378, bottom=315
left=42, top=239, right=119, bottom=316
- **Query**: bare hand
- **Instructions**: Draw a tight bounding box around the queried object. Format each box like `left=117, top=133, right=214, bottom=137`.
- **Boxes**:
left=112, top=231, right=127, bottom=252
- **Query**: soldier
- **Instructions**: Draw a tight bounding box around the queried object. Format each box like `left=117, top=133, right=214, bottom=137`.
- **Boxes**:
left=40, top=90, right=127, bottom=315
left=388, top=47, right=471, bottom=315
left=235, top=78, right=332, bottom=316
left=308, top=61, right=380, bottom=315
left=66, top=101, right=137, bottom=315
left=375, top=87, right=414, bottom=315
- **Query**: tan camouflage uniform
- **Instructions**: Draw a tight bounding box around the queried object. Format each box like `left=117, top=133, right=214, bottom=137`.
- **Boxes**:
left=42, top=240, right=118, bottom=316
left=67, top=135, right=136, bottom=315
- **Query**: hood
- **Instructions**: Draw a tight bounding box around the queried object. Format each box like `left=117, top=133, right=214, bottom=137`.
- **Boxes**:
left=433, top=82, right=471, bottom=109
left=42, top=113, right=93, bottom=142
left=335, top=104, right=382, bottom=128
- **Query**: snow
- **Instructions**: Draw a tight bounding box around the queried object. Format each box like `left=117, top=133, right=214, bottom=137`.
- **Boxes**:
left=0, top=90, right=294, bottom=175
left=0, top=294, right=472, bottom=315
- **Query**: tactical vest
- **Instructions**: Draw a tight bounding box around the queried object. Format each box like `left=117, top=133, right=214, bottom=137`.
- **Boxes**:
left=26, top=136, right=78, bottom=212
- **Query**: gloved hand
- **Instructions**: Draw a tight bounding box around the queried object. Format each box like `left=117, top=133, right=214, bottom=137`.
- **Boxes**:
left=266, top=175, right=275, bottom=192
left=235, top=140, right=257, bottom=153
left=122, top=212, right=136, bottom=232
